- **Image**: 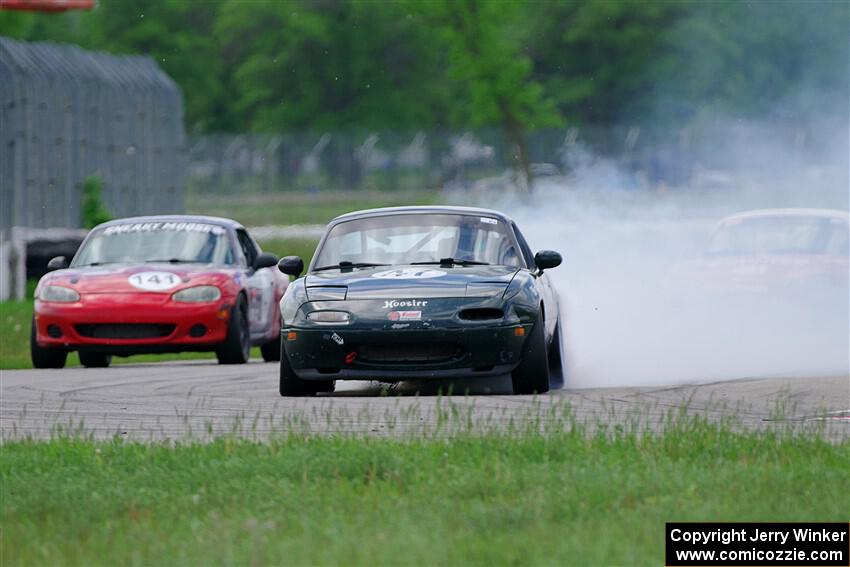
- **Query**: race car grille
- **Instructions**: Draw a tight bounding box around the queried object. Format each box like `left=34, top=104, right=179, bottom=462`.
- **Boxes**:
left=74, top=323, right=176, bottom=339
left=357, top=342, right=462, bottom=364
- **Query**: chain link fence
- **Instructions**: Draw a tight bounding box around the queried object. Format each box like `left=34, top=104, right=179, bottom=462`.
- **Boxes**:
left=0, top=37, right=185, bottom=233
left=186, top=121, right=842, bottom=199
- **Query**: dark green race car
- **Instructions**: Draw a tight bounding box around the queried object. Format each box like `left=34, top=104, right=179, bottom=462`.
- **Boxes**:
left=277, top=206, right=563, bottom=396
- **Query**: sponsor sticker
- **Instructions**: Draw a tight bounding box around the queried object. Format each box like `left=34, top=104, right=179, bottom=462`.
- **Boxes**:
left=330, top=332, right=344, bottom=345
left=388, top=310, right=422, bottom=321
left=103, top=222, right=225, bottom=236
left=371, top=268, right=446, bottom=279
left=128, top=271, right=181, bottom=291
left=480, top=217, right=498, bottom=224
left=382, top=299, right=428, bottom=309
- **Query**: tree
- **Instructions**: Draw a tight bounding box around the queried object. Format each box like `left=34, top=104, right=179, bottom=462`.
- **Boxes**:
left=646, top=0, right=849, bottom=124
left=419, top=0, right=561, bottom=191
left=81, top=175, right=111, bottom=229
left=526, top=0, right=682, bottom=125
left=215, top=0, right=453, bottom=132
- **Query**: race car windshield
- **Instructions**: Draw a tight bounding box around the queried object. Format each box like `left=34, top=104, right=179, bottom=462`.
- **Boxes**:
left=706, top=216, right=849, bottom=256
left=72, top=222, right=234, bottom=266
left=312, top=214, right=523, bottom=270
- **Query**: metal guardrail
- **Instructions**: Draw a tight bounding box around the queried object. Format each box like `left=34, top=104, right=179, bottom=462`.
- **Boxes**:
left=0, top=37, right=186, bottom=233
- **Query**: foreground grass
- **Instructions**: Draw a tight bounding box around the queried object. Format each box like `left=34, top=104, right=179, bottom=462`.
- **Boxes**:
left=1, top=238, right=314, bottom=370
left=187, top=189, right=441, bottom=226
left=2, top=422, right=848, bottom=566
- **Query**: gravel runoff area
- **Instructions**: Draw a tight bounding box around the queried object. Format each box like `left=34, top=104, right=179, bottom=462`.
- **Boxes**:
left=1, top=361, right=847, bottom=441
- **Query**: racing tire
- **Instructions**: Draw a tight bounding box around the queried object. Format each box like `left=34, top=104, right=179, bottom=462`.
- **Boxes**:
left=547, top=321, right=565, bottom=390
left=260, top=334, right=281, bottom=362
left=511, top=317, right=550, bottom=395
left=30, top=319, right=67, bottom=369
left=279, top=341, right=333, bottom=396
left=79, top=352, right=112, bottom=368
left=216, top=295, right=251, bottom=365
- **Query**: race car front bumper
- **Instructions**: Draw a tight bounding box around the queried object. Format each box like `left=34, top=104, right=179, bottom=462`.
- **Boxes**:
left=283, top=323, right=532, bottom=380
left=34, top=293, right=233, bottom=355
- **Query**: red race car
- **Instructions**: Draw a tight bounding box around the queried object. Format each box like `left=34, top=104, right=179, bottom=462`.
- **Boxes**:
left=30, top=215, right=289, bottom=368
left=670, top=208, right=849, bottom=294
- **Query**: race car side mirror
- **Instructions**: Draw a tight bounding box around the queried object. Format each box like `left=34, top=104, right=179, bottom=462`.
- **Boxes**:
left=253, top=252, right=278, bottom=271
left=534, top=250, right=562, bottom=271
left=46, top=256, right=68, bottom=271
left=278, top=256, right=304, bottom=277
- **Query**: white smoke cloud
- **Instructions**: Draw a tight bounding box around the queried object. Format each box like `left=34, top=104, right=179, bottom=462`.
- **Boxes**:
left=484, top=114, right=849, bottom=388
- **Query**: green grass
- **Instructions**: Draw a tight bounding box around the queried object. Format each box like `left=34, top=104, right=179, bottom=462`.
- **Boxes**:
left=0, top=239, right=316, bottom=370
left=187, top=189, right=442, bottom=226
left=2, top=420, right=847, bottom=566
left=0, top=300, right=34, bottom=369
left=257, top=238, right=319, bottom=265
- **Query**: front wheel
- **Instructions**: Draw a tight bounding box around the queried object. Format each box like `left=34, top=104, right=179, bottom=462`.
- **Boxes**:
left=547, top=321, right=565, bottom=390
left=79, top=352, right=112, bottom=368
left=511, top=317, right=550, bottom=395
left=30, top=318, right=67, bottom=369
left=216, top=295, right=250, bottom=365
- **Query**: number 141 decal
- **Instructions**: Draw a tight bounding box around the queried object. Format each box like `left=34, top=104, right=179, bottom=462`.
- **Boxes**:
left=128, top=271, right=181, bottom=291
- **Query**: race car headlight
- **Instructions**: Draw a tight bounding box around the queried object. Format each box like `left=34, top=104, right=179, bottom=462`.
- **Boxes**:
left=172, top=285, right=221, bottom=303
left=39, top=285, right=80, bottom=302
left=281, top=282, right=308, bottom=327
left=306, top=286, right=348, bottom=301
left=466, top=283, right=508, bottom=297
left=306, top=310, right=351, bottom=324
left=503, top=278, right=523, bottom=300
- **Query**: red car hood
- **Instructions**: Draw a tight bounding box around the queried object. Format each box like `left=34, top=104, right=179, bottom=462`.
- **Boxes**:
left=670, top=254, right=849, bottom=292
left=41, top=263, right=235, bottom=294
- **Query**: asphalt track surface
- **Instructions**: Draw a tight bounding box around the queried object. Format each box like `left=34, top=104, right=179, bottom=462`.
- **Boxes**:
left=2, top=360, right=848, bottom=441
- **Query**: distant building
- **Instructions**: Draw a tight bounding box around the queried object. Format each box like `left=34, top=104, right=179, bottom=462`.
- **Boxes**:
left=0, top=37, right=185, bottom=298
left=0, top=37, right=186, bottom=231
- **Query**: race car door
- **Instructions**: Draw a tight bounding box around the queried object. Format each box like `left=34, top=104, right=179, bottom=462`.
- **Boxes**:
left=236, top=228, right=276, bottom=339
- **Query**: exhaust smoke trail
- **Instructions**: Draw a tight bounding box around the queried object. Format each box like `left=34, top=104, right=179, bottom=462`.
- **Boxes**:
left=492, top=120, right=849, bottom=388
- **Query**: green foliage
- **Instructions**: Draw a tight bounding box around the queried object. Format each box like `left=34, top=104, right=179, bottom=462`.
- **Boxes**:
left=80, top=175, right=111, bottom=229
left=419, top=0, right=560, bottom=130
left=527, top=0, right=683, bottom=125
left=2, top=426, right=848, bottom=564
left=646, top=1, right=850, bottom=124
left=216, top=0, right=453, bottom=131
left=417, top=0, right=561, bottom=187
left=1, top=0, right=845, bottom=131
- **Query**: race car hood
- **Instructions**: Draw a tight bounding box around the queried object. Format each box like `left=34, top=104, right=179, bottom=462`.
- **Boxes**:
left=670, top=254, right=848, bottom=292
left=40, top=263, right=233, bottom=294
left=304, top=264, right=520, bottom=300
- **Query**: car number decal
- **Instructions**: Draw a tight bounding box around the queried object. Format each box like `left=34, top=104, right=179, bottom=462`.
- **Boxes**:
left=128, top=271, right=181, bottom=291
left=371, top=268, right=446, bottom=279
